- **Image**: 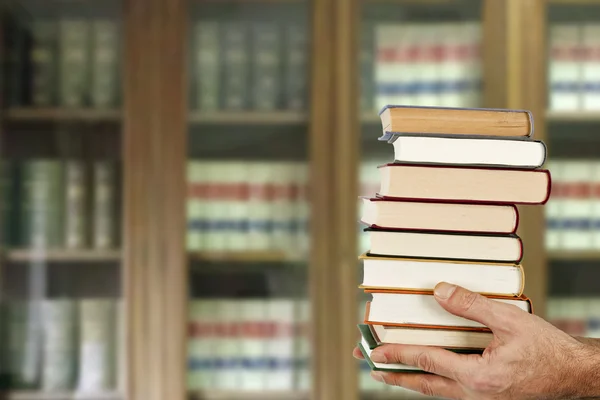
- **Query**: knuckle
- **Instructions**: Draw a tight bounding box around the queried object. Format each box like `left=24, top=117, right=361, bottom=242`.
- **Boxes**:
left=417, top=377, right=437, bottom=397
left=414, top=352, right=436, bottom=373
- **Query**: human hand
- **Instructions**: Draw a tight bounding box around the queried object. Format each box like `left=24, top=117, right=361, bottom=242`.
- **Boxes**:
left=353, top=282, right=600, bottom=399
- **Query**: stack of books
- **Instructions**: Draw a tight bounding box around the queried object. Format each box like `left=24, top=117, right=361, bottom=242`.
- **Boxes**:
left=357, top=105, right=551, bottom=373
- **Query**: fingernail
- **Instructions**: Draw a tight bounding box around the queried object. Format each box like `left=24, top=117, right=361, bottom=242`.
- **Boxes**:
left=370, top=350, right=387, bottom=363
left=371, top=371, right=386, bottom=383
left=434, top=282, right=457, bottom=299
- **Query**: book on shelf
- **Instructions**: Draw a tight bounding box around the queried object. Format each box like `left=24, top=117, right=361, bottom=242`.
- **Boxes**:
left=221, top=22, right=250, bottom=110
left=58, top=18, right=91, bottom=107
left=252, top=23, right=281, bottom=111
left=41, top=300, right=77, bottom=390
left=545, top=159, right=600, bottom=251
left=4, top=13, right=27, bottom=107
left=582, top=24, right=600, bottom=110
left=360, top=254, right=524, bottom=297
left=361, top=197, right=519, bottom=234
left=285, top=23, right=308, bottom=111
left=93, top=161, right=118, bottom=250
left=377, top=163, right=551, bottom=205
left=91, top=20, right=120, bottom=108
left=363, top=292, right=532, bottom=329
left=187, top=298, right=309, bottom=391
left=30, top=19, right=58, bottom=106
left=64, top=161, right=88, bottom=249
left=193, top=21, right=220, bottom=111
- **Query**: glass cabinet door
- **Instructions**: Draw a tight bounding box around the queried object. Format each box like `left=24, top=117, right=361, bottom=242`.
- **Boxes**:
left=544, top=1, right=600, bottom=341
left=185, top=2, right=311, bottom=399
left=1, top=1, right=125, bottom=399
left=356, top=1, right=484, bottom=398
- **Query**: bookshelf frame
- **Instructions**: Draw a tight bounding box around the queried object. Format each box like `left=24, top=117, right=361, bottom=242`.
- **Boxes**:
left=0, top=0, right=585, bottom=399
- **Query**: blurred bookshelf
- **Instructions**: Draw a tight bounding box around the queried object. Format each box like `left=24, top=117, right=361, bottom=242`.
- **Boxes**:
left=546, top=110, right=600, bottom=121
left=3, top=109, right=121, bottom=123
left=548, top=250, right=600, bottom=260
left=188, top=111, right=307, bottom=125
left=190, top=391, right=309, bottom=400
left=189, top=250, right=302, bottom=263
left=3, top=392, right=121, bottom=400
left=3, top=249, right=121, bottom=263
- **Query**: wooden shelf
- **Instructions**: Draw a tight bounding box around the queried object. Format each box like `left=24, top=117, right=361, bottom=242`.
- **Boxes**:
left=189, top=250, right=303, bottom=263
left=5, top=249, right=121, bottom=263
left=2, top=391, right=121, bottom=400
left=190, top=391, right=308, bottom=400
left=4, top=108, right=121, bottom=122
left=188, top=111, right=307, bottom=125
left=548, top=0, right=600, bottom=4
left=548, top=250, right=600, bottom=261
left=546, top=110, right=600, bottom=122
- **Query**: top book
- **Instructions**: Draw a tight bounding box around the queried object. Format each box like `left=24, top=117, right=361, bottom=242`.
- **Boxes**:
left=378, top=105, right=534, bottom=141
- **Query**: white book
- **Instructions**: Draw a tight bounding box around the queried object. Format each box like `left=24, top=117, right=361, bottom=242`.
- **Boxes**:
left=416, top=24, right=439, bottom=106
left=375, top=24, right=396, bottom=109
left=42, top=299, right=77, bottom=391
left=205, top=162, right=226, bottom=251
left=187, top=300, right=216, bottom=390
left=391, top=135, right=546, bottom=168
left=266, top=300, right=295, bottom=390
left=247, top=163, right=272, bottom=251
left=240, top=299, right=266, bottom=390
left=295, top=299, right=311, bottom=391
left=216, top=300, right=240, bottom=389
left=271, top=162, right=294, bottom=253
left=77, top=299, right=116, bottom=393
left=593, top=161, right=600, bottom=249
left=545, top=160, right=563, bottom=250
left=549, top=25, right=582, bottom=111
left=227, top=162, right=249, bottom=251
left=186, top=161, right=202, bottom=251
left=438, top=23, right=463, bottom=107
left=582, top=24, right=600, bottom=110
left=562, top=161, right=593, bottom=250
left=115, top=299, right=125, bottom=394
left=586, top=298, right=600, bottom=338
left=462, top=22, right=482, bottom=108
left=293, top=162, right=310, bottom=257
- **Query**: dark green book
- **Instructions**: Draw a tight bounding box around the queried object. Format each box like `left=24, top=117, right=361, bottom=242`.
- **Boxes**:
left=357, top=324, right=482, bottom=373
left=30, top=19, right=58, bottom=106
left=59, top=18, right=91, bottom=107
left=4, top=12, right=27, bottom=106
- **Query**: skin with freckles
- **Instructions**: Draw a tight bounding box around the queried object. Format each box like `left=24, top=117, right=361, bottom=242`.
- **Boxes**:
left=353, top=282, right=600, bottom=400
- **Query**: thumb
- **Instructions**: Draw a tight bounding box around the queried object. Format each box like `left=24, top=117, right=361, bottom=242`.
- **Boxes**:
left=433, top=282, right=521, bottom=334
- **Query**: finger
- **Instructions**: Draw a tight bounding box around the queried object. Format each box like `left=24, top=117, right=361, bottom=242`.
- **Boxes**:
left=371, top=371, right=463, bottom=399
left=353, top=347, right=365, bottom=360
left=433, top=282, right=524, bottom=333
left=370, top=344, right=477, bottom=381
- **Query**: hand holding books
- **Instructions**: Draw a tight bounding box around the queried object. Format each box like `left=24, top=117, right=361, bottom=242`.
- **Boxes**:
left=353, top=282, right=600, bottom=400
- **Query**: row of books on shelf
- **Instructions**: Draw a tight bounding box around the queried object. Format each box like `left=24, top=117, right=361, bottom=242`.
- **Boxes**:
left=549, top=24, right=600, bottom=111
left=187, top=298, right=310, bottom=391
left=361, top=21, right=482, bottom=112
left=0, top=299, right=124, bottom=392
left=187, top=161, right=309, bottom=254
left=4, top=17, right=120, bottom=108
left=546, top=160, right=600, bottom=250
left=547, top=297, right=600, bottom=337
left=193, top=20, right=307, bottom=111
left=0, top=160, right=118, bottom=250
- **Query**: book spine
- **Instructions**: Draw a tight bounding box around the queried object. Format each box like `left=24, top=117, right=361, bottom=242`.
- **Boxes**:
left=42, top=300, right=77, bottom=390
left=215, top=300, right=240, bottom=389
left=115, top=299, right=126, bottom=393
left=91, top=20, right=120, bottom=108
left=77, top=299, right=116, bottom=392
left=30, top=20, right=58, bottom=106
left=64, top=160, right=87, bottom=249
left=59, top=19, right=90, bottom=107
left=252, top=23, right=281, bottom=110
left=418, top=24, right=439, bottom=106
left=222, top=23, right=249, bottom=110
left=266, top=299, right=295, bottom=390
left=545, top=160, right=563, bottom=251
left=270, top=162, right=292, bottom=253
left=561, top=161, right=593, bottom=250
left=593, top=161, right=600, bottom=250
left=21, top=161, right=64, bottom=249
left=294, top=299, right=310, bottom=391
left=395, top=24, right=414, bottom=106
left=5, top=301, right=37, bottom=389
left=228, top=162, right=250, bottom=251
left=93, top=161, right=117, bottom=249
left=374, top=24, right=395, bottom=110
left=462, top=22, right=482, bottom=108
left=0, top=161, right=16, bottom=247
left=247, top=163, right=272, bottom=251
left=240, top=300, right=266, bottom=390
left=586, top=298, right=600, bottom=338
left=549, top=25, right=582, bottom=111
left=187, top=300, right=215, bottom=390
left=5, top=15, right=26, bottom=106
left=360, top=21, right=375, bottom=112
left=292, top=162, right=309, bottom=256
left=193, top=21, right=220, bottom=110
left=285, top=24, right=308, bottom=111
left=186, top=161, right=202, bottom=250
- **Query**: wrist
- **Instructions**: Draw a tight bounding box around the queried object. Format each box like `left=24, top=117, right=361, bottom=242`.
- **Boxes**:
left=569, top=343, right=600, bottom=399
